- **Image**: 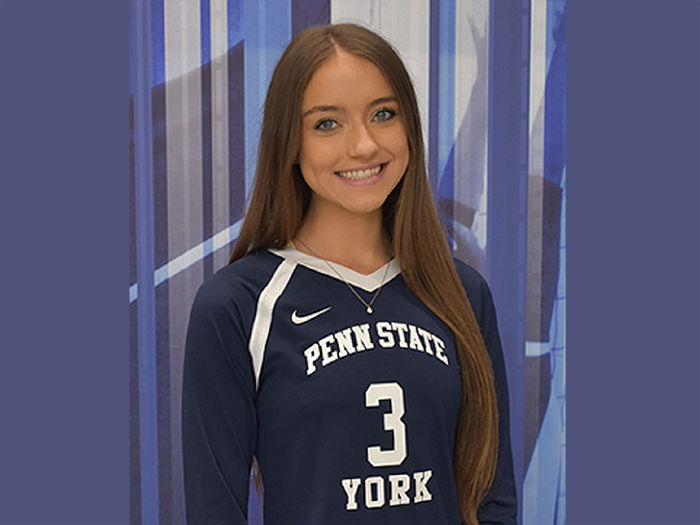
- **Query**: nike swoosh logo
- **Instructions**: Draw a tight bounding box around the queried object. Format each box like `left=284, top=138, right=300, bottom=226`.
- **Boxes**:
left=291, top=306, right=332, bottom=325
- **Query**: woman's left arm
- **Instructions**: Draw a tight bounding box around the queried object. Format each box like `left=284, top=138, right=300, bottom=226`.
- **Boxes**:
left=475, top=276, right=518, bottom=524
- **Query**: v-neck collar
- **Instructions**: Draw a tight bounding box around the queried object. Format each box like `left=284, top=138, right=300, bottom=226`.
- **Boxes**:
left=268, top=246, right=401, bottom=293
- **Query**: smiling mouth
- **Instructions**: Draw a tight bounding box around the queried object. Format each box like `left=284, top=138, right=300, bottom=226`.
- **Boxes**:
left=335, top=163, right=387, bottom=180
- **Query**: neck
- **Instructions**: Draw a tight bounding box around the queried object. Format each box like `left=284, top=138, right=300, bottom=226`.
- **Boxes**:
left=294, top=202, right=392, bottom=275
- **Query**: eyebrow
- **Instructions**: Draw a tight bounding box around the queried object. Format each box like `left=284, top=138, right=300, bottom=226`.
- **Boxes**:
left=302, top=96, right=397, bottom=118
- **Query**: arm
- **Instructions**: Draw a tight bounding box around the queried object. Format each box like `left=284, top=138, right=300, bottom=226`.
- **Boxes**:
left=476, top=277, right=518, bottom=524
left=181, top=278, right=256, bottom=525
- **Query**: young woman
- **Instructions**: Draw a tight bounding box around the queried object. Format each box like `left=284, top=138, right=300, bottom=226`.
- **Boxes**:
left=182, top=23, right=516, bottom=525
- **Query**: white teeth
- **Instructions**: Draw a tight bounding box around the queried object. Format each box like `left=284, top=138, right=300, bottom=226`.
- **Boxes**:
left=336, top=164, right=383, bottom=180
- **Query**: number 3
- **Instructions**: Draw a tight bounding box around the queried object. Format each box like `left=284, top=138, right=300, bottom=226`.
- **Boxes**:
left=365, top=382, right=407, bottom=467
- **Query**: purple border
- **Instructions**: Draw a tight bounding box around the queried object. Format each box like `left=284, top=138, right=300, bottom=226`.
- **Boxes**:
left=1, top=1, right=699, bottom=523
left=487, top=2, right=530, bottom=520
left=0, top=1, right=129, bottom=523
left=568, top=2, right=700, bottom=523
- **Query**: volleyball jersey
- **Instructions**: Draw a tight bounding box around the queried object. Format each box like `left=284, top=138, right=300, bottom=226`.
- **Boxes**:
left=182, top=247, right=516, bottom=524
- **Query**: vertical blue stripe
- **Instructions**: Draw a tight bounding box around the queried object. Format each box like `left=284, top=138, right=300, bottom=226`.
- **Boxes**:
left=151, top=0, right=169, bottom=270
left=291, top=0, right=330, bottom=36
left=543, top=0, right=565, bottom=187
left=201, top=0, right=211, bottom=65
left=428, top=0, right=455, bottom=202
left=227, top=0, right=243, bottom=48
left=228, top=1, right=245, bottom=225
left=129, top=5, right=135, bottom=97
left=150, top=0, right=165, bottom=88
left=129, top=7, right=140, bottom=521
left=437, top=0, right=455, bottom=194
left=132, top=1, right=159, bottom=524
left=546, top=6, right=567, bottom=522
left=428, top=0, right=440, bottom=195
left=147, top=2, right=170, bottom=519
left=522, top=3, right=566, bottom=524
left=201, top=0, right=214, bottom=278
left=242, top=0, right=291, bottom=198
left=242, top=1, right=264, bottom=199
left=487, top=1, right=530, bottom=522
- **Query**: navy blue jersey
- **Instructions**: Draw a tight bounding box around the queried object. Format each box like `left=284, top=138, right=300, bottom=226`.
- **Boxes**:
left=182, top=247, right=516, bottom=524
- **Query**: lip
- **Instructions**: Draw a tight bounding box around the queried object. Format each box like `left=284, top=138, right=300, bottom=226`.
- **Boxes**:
left=334, top=162, right=388, bottom=186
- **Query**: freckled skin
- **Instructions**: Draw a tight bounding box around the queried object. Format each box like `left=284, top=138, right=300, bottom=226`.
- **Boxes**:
left=299, top=51, right=410, bottom=219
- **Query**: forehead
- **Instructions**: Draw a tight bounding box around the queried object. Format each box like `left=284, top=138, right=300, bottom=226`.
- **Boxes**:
left=302, top=51, right=395, bottom=109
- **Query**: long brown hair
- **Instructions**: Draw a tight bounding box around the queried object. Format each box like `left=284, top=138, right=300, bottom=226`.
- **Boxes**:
left=229, top=23, right=498, bottom=525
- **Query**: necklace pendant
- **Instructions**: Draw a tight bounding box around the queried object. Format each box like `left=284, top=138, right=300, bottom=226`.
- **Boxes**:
left=366, top=306, right=373, bottom=314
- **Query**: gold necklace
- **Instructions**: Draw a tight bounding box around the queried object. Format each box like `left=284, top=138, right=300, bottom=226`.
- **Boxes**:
left=293, top=238, right=391, bottom=315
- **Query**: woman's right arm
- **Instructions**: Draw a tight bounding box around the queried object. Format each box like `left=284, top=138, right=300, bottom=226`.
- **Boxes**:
left=181, top=279, right=256, bottom=525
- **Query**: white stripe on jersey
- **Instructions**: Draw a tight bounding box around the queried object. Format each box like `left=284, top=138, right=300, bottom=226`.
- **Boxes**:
left=249, top=259, right=297, bottom=388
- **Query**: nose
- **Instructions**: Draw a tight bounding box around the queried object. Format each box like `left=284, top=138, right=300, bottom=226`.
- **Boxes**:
left=346, top=122, right=379, bottom=158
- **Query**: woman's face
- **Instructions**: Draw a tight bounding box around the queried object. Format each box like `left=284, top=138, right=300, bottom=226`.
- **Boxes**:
left=298, top=50, right=409, bottom=218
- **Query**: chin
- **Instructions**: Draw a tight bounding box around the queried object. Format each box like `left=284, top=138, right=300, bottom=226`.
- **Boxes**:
left=340, top=196, right=390, bottom=215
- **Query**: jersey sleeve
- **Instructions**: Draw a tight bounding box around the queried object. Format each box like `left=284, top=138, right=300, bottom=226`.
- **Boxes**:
left=181, top=276, right=257, bottom=525
left=475, top=277, right=517, bottom=524
left=453, top=260, right=518, bottom=524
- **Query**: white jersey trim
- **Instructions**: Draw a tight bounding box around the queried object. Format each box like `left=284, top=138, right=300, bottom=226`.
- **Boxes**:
left=249, top=258, right=297, bottom=389
left=268, top=247, right=401, bottom=293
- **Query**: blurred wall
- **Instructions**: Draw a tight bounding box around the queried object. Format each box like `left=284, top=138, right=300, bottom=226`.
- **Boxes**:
left=130, top=1, right=566, bottom=523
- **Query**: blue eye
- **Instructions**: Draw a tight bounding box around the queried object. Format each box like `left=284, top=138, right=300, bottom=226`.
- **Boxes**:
left=314, top=119, right=338, bottom=131
left=373, top=108, right=396, bottom=122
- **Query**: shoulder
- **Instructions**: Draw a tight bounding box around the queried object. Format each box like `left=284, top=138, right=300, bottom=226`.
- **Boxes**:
left=451, top=257, right=494, bottom=329
left=452, top=257, right=488, bottom=295
left=192, top=250, right=287, bottom=321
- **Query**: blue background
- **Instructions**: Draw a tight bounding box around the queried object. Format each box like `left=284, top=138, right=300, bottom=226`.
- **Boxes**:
left=0, top=1, right=698, bottom=525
